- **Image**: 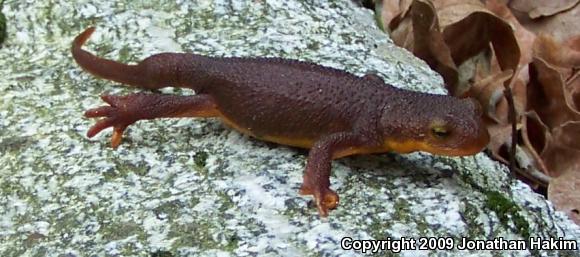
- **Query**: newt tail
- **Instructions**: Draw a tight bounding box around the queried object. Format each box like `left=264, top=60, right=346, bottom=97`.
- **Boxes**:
left=72, top=27, right=146, bottom=86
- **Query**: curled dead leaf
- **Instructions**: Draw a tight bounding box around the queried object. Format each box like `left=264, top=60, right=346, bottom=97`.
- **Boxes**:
left=510, top=0, right=580, bottom=19
left=552, top=121, right=580, bottom=150
left=542, top=122, right=580, bottom=177
left=486, top=0, right=536, bottom=67
left=375, top=0, right=580, bottom=225
left=486, top=121, right=512, bottom=164
left=385, top=0, right=520, bottom=95
left=389, top=0, right=459, bottom=90
left=528, top=57, right=580, bottom=129
left=567, top=70, right=580, bottom=111
left=468, top=69, right=512, bottom=122
left=548, top=169, right=580, bottom=224
left=439, top=0, right=520, bottom=90
left=546, top=121, right=580, bottom=224
left=521, top=111, right=550, bottom=173
left=511, top=1, right=580, bottom=43
left=379, top=0, right=413, bottom=32
left=534, top=35, right=580, bottom=70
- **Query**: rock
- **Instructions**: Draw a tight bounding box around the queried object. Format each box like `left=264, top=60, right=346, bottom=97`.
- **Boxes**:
left=0, top=0, right=578, bottom=256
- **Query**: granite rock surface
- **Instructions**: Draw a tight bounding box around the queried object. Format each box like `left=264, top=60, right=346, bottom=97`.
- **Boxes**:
left=0, top=0, right=578, bottom=257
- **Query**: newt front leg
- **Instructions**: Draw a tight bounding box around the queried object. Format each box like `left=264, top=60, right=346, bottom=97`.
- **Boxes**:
left=300, top=132, right=380, bottom=217
left=85, top=93, right=219, bottom=147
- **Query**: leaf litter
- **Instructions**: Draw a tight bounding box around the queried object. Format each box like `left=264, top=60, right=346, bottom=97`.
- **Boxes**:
left=374, top=0, right=580, bottom=224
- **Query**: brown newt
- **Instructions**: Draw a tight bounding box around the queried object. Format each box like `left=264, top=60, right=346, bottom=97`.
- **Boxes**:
left=72, top=27, right=489, bottom=217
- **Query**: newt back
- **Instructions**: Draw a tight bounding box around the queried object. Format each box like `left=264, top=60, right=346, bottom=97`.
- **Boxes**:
left=199, top=58, right=392, bottom=146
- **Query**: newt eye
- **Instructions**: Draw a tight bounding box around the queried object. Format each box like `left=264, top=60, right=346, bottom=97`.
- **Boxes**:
left=430, top=125, right=450, bottom=139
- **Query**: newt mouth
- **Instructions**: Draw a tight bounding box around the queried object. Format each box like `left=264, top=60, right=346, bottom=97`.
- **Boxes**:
left=388, top=126, right=490, bottom=156
left=437, top=128, right=490, bottom=156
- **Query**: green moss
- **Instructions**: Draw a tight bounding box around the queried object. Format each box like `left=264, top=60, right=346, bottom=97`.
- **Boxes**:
left=374, top=1, right=384, bottom=32
left=366, top=217, right=385, bottom=240
left=223, top=234, right=240, bottom=252
left=112, top=159, right=149, bottom=177
left=462, top=201, right=485, bottom=239
left=215, top=190, right=235, bottom=212
left=153, top=199, right=189, bottom=220
left=100, top=220, right=145, bottom=241
left=126, top=0, right=179, bottom=13
left=169, top=218, right=238, bottom=252
left=392, top=198, right=411, bottom=222
left=0, top=136, right=32, bottom=153
left=415, top=217, right=430, bottom=234
left=150, top=250, right=173, bottom=257
left=484, top=191, right=531, bottom=239
left=117, top=45, right=133, bottom=63
left=193, top=151, right=209, bottom=169
left=454, top=161, right=533, bottom=240
left=307, top=41, right=320, bottom=51
left=0, top=1, right=6, bottom=46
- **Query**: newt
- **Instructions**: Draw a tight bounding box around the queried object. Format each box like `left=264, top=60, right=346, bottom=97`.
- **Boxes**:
left=72, top=27, right=489, bottom=216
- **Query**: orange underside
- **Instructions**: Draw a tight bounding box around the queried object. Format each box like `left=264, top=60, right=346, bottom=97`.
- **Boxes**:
left=218, top=114, right=315, bottom=148
left=217, top=113, right=424, bottom=159
left=215, top=111, right=476, bottom=158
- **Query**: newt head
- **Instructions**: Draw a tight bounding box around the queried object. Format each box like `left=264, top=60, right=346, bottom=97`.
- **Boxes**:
left=380, top=95, right=489, bottom=156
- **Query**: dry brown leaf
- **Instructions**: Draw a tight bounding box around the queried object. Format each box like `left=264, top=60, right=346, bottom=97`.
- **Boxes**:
left=560, top=36, right=580, bottom=115
left=486, top=121, right=512, bottom=164
left=386, top=0, right=520, bottom=95
left=534, top=35, right=580, bottom=70
left=510, top=76, right=528, bottom=117
left=552, top=121, right=580, bottom=150
left=433, top=0, right=485, bottom=28
left=410, top=0, right=460, bottom=87
left=480, top=72, right=528, bottom=167
left=484, top=0, right=531, bottom=118
left=490, top=64, right=527, bottom=125
left=468, top=69, right=513, bottom=122
left=440, top=0, right=520, bottom=95
left=548, top=169, right=580, bottom=224
left=380, top=0, right=413, bottom=31
left=389, top=10, right=413, bottom=49
left=528, top=57, right=580, bottom=129
left=520, top=111, right=551, bottom=173
left=479, top=63, right=521, bottom=167
left=567, top=70, right=580, bottom=111
left=510, top=0, right=580, bottom=18
left=377, top=0, right=580, bottom=224
left=490, top=71, right=526, bottom=125
left=511, top=1, right=580, bottom=43
left=468, top=50, right=526, bottom=130
left=439, top=0, right=520, bottom=82
left=542, top=122, right=580, bottom=177
left=486, top=0, right=536, bottom=67
left=389, top=0, right=459, bottom=90
left=469, top=66, right=527, bottom=166
left=563, top=35, right=580, bottom=52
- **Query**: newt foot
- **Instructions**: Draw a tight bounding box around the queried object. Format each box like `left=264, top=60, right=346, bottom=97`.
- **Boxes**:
left=300, top=185, right=339, bottom=217
left=85, top=94, right=143, bottom=148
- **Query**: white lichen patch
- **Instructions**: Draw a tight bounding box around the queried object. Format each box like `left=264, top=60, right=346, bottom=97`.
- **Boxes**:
left=0, top=0, right=579, bottom=257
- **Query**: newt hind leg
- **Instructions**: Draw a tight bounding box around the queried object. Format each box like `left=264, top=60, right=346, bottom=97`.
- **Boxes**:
left=85, top=93, right=218, bottom=148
